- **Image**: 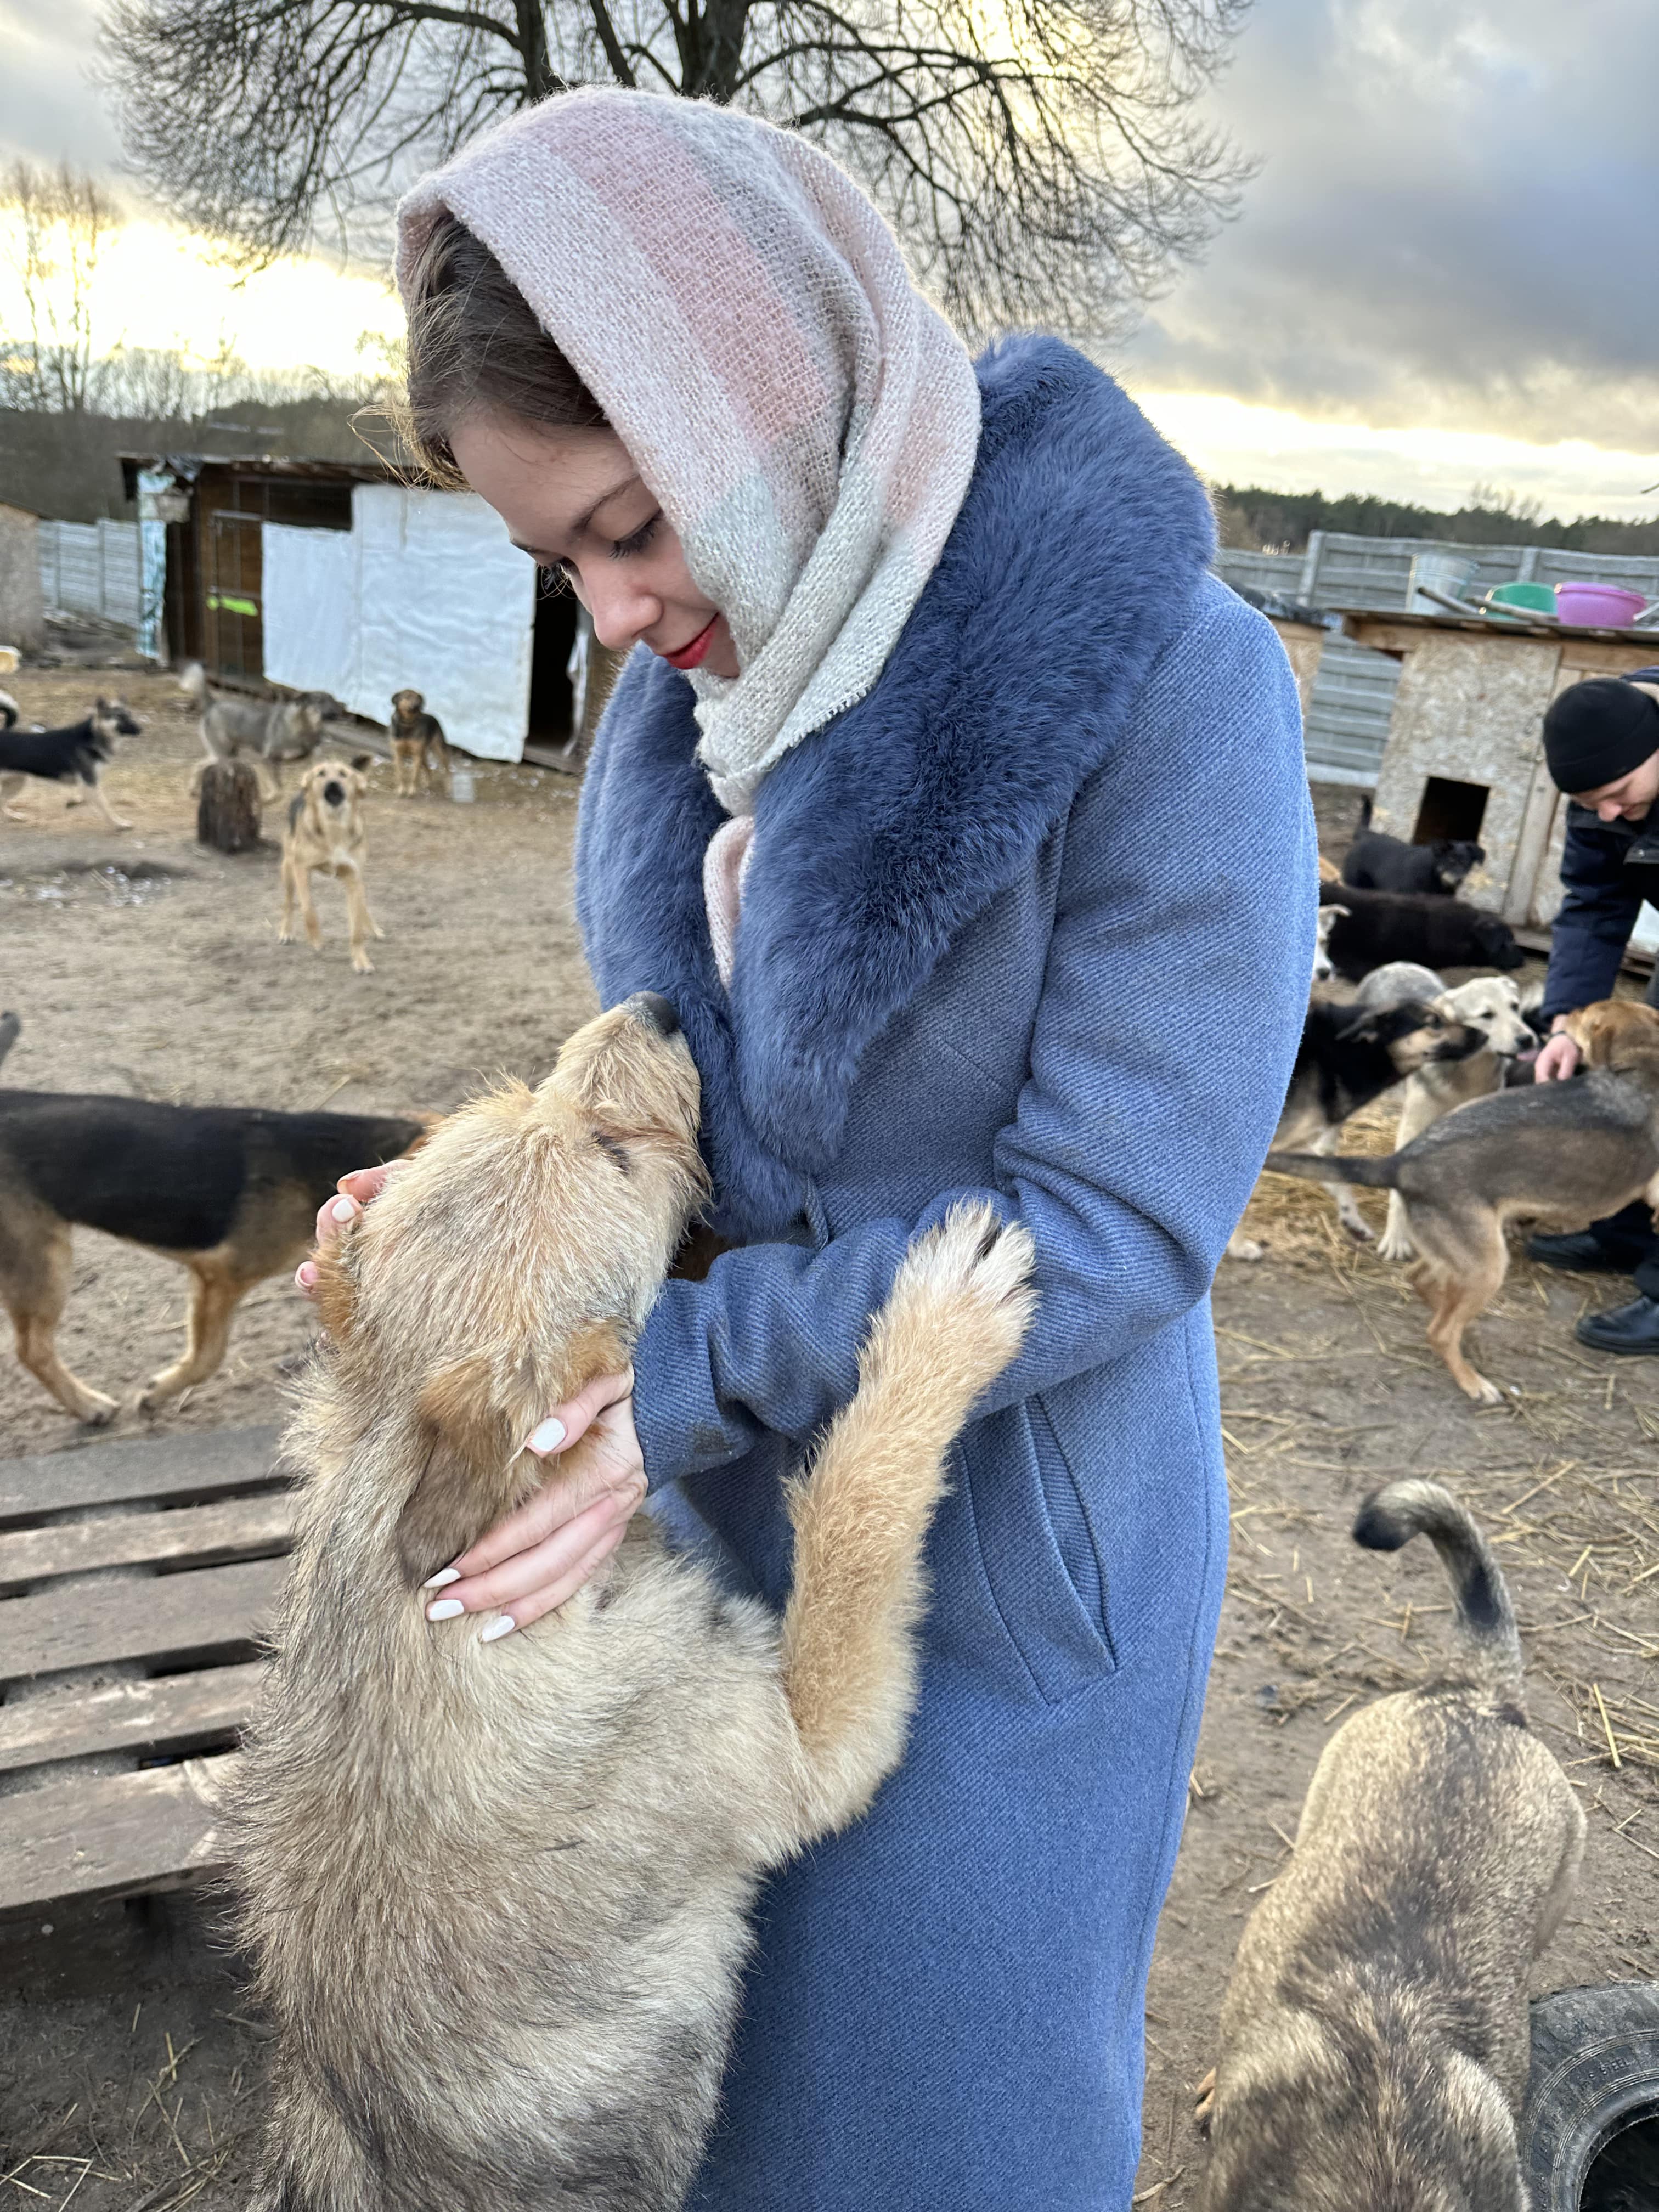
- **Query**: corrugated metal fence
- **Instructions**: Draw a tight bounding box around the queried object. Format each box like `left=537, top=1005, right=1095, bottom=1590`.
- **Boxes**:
left=37, top=518, right=143, bottom=632
left=1214, top=535, right=1659, bottom=787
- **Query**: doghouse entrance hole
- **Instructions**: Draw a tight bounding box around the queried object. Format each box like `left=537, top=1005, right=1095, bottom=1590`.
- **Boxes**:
left=1412, top=776, right=1489, bottom=846
left=1580, top=2102, right=1659, bottom=2210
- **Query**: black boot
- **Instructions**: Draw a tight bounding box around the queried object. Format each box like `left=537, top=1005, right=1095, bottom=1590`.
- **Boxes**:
left=1527, top=1231, right=1635, bottom=1274
left=1576, top=1296, right=1659, bottom=1355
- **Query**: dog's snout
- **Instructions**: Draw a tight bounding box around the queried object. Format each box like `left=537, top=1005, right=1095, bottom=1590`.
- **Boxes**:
left=322, top=780, right=346, bottom=806
left=629, top=992, right=681, bottom=1040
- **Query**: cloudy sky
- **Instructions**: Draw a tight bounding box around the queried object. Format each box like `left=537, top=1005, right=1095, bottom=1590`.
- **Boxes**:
left=2, top=0, right=1656, bottom=516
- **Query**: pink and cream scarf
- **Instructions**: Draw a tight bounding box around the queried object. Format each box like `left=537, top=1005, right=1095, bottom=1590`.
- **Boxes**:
left=396, top=89, right=981, bottom=836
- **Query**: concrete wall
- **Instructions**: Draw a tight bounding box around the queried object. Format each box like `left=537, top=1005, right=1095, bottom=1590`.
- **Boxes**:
left=0, top=504, right=44, bottom=649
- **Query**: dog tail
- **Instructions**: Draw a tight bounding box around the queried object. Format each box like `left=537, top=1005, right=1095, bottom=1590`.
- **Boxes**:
left=0, top=1012, right=18, bottom=1074
left=1356, top=793, right=1374, bottom=832
left=177, top=661, right=207, bottom=709
left=1353, top=1480, right=1525, bottom=1701
left=1265, top=1149, right=1401, bottom=1190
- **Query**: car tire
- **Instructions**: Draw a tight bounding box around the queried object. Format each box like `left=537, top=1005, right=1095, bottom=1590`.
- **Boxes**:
left=1521, top=1983, right=1659, bottom=2210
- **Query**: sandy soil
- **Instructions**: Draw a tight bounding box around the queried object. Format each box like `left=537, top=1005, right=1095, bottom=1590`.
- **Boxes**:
left=3, top=722, right=1656, bottom=2209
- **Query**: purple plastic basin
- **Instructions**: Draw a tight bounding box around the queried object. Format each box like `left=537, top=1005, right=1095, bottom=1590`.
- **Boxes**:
left=1555, top=582, right=1648, bottom=628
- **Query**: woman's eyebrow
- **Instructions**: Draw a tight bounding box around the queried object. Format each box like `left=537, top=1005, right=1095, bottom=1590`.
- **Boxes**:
left=511, top=475, right=646, bottom=563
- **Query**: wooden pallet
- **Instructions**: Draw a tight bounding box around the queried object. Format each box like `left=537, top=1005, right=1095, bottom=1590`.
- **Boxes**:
left=0, top=1426, right=291, bottom=1917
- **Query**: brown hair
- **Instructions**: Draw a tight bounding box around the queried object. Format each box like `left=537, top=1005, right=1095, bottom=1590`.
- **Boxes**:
left=398, top=213, right=607, bottom=486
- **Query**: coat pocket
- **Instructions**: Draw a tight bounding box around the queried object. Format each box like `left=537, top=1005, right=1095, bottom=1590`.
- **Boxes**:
left=965, top=1396, right=1117, bottom=1705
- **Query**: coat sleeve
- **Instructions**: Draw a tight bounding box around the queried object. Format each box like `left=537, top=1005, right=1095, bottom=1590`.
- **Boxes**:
left=631, top=585, right=1317, bottom=1488
left=1539, top=808, right=1643, bottom=1023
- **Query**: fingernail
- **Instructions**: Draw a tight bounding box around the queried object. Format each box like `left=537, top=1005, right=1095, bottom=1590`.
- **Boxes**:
left=479, top=1614, right=516, bottom=1643
left=525, top=1416, right=566, bottom=1455
left=422, top=1566, right=460, bottom=1590
left=295, top=1262, right=317, bottom=1289
left=330, top=1197, right=356, bottom=1223
left=425, top=1597, right=464, bottom=1621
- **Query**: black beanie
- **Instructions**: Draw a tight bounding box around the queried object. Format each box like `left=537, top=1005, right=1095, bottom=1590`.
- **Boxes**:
left=1543, top=678, right=1659, bottom=794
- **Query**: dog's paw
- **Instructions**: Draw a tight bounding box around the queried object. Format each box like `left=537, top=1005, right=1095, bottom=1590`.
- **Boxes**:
left=352, top=951, right=375, bottom=974
left=1461, top=1370, right=1508, bottom=1406
left=77, top=1392, right=121, bottom=1427
left=882, top=1205, right=1036, bottom=1390
left=1193, top=2066, right=1217, bottom=2133
left=1376, top=1228, right=1414, bottom=1262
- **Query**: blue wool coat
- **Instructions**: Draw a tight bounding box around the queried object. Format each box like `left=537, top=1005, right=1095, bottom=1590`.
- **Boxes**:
left=576, top=336, right=1316, bottom=2210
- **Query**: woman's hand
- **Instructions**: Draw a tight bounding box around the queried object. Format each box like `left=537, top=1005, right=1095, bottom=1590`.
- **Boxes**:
left=421, top=1373, right=644, bottom=1639
left=295, top=1165, right=645, bottom=1638
left=1536, top=1029, right=1581, bottom=1082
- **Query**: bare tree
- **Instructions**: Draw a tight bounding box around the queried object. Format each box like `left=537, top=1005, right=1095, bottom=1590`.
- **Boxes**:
left=99, top=0, right=1252, bottom=335
left=1, top=162, right=121, bottom=411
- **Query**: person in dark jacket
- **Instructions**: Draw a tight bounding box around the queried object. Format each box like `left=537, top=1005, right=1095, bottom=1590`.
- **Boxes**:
left=1528, top=669, right=1659, bottom=1350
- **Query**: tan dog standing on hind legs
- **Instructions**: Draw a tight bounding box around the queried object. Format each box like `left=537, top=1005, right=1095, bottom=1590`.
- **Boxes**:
left=1197, top=1481, right=1583, bottom=2212
left=229, top=995, right=1035, bottom=2212
left=279, top=755, right=382, bottom=973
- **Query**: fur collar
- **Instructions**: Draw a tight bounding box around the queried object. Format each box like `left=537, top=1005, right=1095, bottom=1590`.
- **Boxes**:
left=577, top=336, right=1216, bottom=1237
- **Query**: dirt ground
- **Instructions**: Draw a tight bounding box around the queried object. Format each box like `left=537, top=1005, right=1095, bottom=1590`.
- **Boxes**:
left=3, top=720, right=1657, bottom=2208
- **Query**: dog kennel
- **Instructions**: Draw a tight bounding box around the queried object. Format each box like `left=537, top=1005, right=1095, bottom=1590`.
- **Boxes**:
left=120, top=454, right=585, bottom=762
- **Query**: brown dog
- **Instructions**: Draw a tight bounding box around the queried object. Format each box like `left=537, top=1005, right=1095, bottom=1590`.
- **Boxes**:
left=1266, top=998, right=1659, bottom=1400
left=229, top=995, right=1034, bottom=2210
left=279, top=756, right=381, bottom=974
left=388, top=687, right=451, bottom=797
left=1197, top=1481, right=1583, bottom=2211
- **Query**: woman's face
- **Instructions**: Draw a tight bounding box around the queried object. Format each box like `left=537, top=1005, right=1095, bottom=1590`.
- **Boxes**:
left=449, top=413, right=740, bottom=679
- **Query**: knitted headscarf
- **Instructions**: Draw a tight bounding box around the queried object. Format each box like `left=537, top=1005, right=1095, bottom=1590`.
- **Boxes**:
left=396, top=90, right=982, bottom=815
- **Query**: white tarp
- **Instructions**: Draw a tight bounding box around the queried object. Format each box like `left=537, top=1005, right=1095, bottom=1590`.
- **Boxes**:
left=262, top=483, right=536, bottom=760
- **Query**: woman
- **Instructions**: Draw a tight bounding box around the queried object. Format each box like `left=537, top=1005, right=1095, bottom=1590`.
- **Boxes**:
left=305, top=88, right=1316, bottom=2208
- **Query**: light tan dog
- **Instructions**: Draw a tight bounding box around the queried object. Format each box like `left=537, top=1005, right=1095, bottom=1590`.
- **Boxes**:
left=1197, top=1480, right=1584, bottom=2211
left=1268, top=998, right=1659, bottom=1400
left=278, top=756, right=381, bottom=974
left=1348, top=966, right=1536, bottom=1262
left=228, top=994, right=1035, bottom=2212
left=388, top=687, right=452, bottom=797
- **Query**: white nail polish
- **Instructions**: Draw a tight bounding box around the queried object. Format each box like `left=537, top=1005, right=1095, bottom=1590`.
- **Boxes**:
left=526, top=1416, right=566, bottom=1455
left=331, top=1197, right=356, bottom=1223
left=422, top=1566, right=461, bottom=1590
left=479, top=1614, right=516, bottom=1643
left=425, top=1597, right=464, bottom=1621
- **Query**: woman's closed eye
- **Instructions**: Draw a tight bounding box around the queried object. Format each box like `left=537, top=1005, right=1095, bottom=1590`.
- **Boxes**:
left=609, top=512, right=661, bottom=560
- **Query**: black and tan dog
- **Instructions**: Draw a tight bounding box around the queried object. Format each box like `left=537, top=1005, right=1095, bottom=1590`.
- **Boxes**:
left=0, top=697, right=142, bottom=831
left=1227, top=996, right=1482, bottom=1260
left=1268, top=998, right=1659, bottom=1400
left=279, top=756, right=382, bottom=974
left=0, top=1090, right=424, bottom=1424
left=229, top=996, right=1034, bottom=2211
left=388, top=688, right=452, bottom=797
left=1197, top=1481, right=1584, bottom=2211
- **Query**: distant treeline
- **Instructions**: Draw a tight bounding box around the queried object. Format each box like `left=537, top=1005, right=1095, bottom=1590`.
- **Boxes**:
left=1214, top=484, right=1659, bottom=558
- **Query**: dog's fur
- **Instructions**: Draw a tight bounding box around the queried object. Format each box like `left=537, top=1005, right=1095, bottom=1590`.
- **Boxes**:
left=1318, top=881, right=1524, bottom=979
left=1311, top=904, right=1345, bottom=984
left=1317, top=854, right=1341, bottom=884
left=1227, top=998, right=1482, bottom=1260
left=1267, top=998, right=1659, bottom=1399
left=279, top=757, right=381, bottom=974
left=0, top=646, right=18, bottom=735
left=1197, top=1480, right=1584, bottom=2211
left=0, top=1091, right=423, bottom=1424
left=228, top=996, right=1034, bottom=2212
left=182, top=662, right=337, bottom=798
left=388, top=689, right=452, bottom=797
left=1350, top=968, right=1534, bottom=1261
left=1342, top=799, right=1485, bottom=897
left=0, top=698, right=142, bottom=831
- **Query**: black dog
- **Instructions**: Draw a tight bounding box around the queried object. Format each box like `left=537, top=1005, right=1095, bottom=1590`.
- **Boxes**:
left=1342, top=799, right=1484, bottom=898
left=0, top=697, right=143, bottom=832
left=1318, top=882, right=1524, bottom=980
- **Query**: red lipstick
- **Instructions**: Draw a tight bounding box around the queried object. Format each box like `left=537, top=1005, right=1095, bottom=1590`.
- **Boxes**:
left=664, top=616, right=720, bottom=672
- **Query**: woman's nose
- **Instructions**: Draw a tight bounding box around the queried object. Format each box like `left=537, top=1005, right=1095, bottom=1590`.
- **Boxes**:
left=582, top=568, right=659, bottom=653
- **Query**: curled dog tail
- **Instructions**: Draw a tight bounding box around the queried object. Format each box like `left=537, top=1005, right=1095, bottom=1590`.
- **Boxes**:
left=1266, top=1150, right=1402, bottom=1190
left=1356, top=793, right=1374, bottom=832
left=1353, top=1480, right=1524, bottom=1702
left=177, top=660, right=207, bottom=709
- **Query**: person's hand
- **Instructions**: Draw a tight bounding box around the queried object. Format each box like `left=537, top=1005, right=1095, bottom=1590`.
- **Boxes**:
left=421, top=1370, right=644, bottom=1639
left=1536, top=1030, right=1581, bottom=1082
left=295, top=1163, right=393, bottom=1296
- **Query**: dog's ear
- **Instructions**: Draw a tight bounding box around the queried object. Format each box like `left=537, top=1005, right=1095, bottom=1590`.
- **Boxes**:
left=351, top=753, right=374, bottom=774
left=396, top=1353, right=519, bottom=1586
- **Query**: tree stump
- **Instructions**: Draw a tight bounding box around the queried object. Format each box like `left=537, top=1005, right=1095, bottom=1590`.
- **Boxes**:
left=195, top=760, right=263, bottom=854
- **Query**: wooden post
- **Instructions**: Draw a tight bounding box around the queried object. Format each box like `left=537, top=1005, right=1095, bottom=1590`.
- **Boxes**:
left=195, top=760, right=263, bottom=854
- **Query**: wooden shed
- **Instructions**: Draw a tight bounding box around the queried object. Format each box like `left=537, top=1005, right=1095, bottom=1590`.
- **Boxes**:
left=1342, top=608, right=1659, bottom=930
left=121, top=454, right=590, bottom=761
